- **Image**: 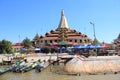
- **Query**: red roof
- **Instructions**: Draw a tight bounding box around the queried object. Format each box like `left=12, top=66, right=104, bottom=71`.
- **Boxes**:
left=40, top=37, right=58, bottom=40
left=101, top=43, right=111, bottom=48
left=13, top=42, right=23, bottom=46
left=12, top=42, right=23, bottom=49
left=12, top=45, right=23, bottom=49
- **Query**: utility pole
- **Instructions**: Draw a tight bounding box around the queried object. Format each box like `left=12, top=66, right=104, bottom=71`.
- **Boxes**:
left=18, top=34, right=21, bottom=42
left=90, top=22, right=96, bottom=40
left=90, top=22, right=98, bottom=56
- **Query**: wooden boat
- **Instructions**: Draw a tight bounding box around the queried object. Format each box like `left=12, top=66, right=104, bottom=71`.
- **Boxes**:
left=35, top=60, right=50, bottom=72
left=10, top=60, right=26, bottom=72
left=11, top=60, right=37, bottom=73
left=20, top=62, right=37, bottom=72
left=0, top=68, right=10, bottom=75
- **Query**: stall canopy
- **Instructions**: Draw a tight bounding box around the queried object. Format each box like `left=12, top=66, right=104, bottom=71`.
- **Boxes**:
left=94, top=44, right=104, bottom=48
left=72, top=44, right=104, bottom=49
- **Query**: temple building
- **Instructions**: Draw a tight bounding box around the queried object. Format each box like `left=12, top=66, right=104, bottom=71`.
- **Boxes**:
left=114, top=33, right=120, bottom=51
left=32, top=10, right=92, bottom=47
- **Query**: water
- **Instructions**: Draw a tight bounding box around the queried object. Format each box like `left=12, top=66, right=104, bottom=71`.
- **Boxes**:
left=0, top=65, right=120, bottom=80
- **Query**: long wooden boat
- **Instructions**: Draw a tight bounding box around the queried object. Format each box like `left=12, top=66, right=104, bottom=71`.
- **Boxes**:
left=11, top=61, right=37, bottom=73
left=35, top=60, right=50, bottom=72
left=20, top=62, right=37, bottom=73
left=0, top=68, right=10, bottom=75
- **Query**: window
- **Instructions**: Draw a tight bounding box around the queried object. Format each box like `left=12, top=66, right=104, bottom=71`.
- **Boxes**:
left=80, top=39, right=82, bottom=43
left=55, top=40, right=57, bottom=42
left=84, top=39, right=86, bottom=43
left=88, top=39, right=90, bottom=42
left=45, top=40, right=47, bottom=44
left=75, top=39, right=77, bottom=42
left=69, top=40, right=72, bottom=42
left=50, top=40, right=52, bottom=43
left=40, top=40, right=43, bottom=43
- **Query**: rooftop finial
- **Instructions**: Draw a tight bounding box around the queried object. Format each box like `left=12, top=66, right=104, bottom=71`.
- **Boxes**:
left=58, top=10, right=69, bottom=29
left=61, top=10, right=64, bottom=16
left=118, top=33, right=120, bottom=39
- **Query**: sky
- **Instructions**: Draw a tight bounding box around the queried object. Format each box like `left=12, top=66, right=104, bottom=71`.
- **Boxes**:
left=0, top=0, right=120, bottom=43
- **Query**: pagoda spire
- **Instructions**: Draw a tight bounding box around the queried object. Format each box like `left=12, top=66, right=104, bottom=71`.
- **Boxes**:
left=58, top=10, right=69, bottom=29
left=33, top=33, right=39, bottom=41
left=118, top=33, right=120, bottom=39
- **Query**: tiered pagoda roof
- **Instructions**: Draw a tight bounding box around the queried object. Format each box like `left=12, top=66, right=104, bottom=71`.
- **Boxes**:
left=114, top=33, right=120, bottom=43
left=33, top=10, right=92, bottom=46
left=33, top=33, right=39, bottom=41
left=113, top=33, right=120, bottom=51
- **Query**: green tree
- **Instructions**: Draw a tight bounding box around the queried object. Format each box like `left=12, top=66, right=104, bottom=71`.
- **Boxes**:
left=23, top=37, right=32, bottom=49
left=0, top=39, right=13, bottom=54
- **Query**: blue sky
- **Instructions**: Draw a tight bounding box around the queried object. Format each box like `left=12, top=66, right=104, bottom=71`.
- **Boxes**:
left=0, top=0, right=120, bottom=43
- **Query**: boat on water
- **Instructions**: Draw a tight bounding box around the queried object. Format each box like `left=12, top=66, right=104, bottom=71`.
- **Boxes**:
left=19, top=61, right=37, bottom=72
left=0, top=67, right=10, bottom=75
left=35, top=60, right=50, bottom=72
left=11, top=60, right=37, bottom=73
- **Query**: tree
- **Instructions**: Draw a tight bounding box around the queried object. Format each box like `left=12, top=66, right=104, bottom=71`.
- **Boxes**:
left=0, top=39, right=13, bottom=54
left=23, top=37, right=32, bottom=49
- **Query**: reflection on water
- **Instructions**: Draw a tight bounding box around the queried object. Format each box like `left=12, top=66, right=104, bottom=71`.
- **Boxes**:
left=0, top=65, right=120, bottom=80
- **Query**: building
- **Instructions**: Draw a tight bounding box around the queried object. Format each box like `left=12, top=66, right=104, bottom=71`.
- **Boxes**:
left=12, top=42, right=23, bottom=52
left=32, top=10, right=92, bottom=47
left=114, top=33, right=120, bottom=51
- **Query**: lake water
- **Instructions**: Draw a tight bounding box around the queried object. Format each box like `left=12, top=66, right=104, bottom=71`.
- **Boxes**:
left=0, top=64, right=120, bottom=80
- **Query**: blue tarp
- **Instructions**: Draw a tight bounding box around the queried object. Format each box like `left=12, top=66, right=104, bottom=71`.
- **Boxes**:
left=72, top=44, right=104, bottom=49
left=73, top=45, right=80, bottom=49
left=94, top=44, right=104, bottom=48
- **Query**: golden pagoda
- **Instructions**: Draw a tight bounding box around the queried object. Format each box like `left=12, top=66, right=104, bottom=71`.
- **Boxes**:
left=32, top=10, right=92, bottom=46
